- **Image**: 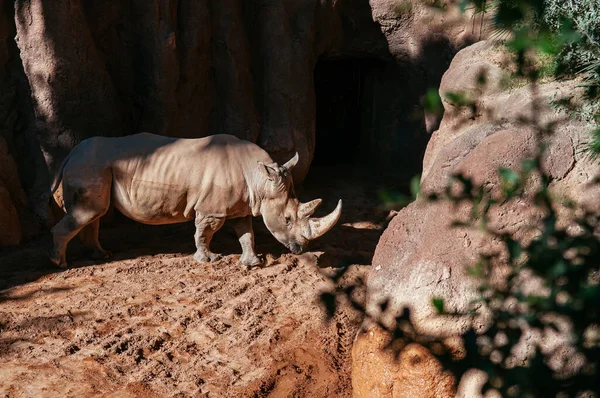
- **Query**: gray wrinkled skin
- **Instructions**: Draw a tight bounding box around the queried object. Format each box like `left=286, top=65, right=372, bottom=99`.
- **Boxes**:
left=48, top=133, right=342, bottom=268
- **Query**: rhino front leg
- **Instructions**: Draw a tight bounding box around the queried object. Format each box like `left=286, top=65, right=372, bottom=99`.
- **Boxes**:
left=232, top=215, right=262, bottom=267
left=193, top=214, right=225, bottom=263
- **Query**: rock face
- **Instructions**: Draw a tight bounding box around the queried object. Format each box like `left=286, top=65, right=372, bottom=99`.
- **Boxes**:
left=352, top=331, right=456, bottom=398
left=0, top=136, right=34, bottom=246
left=352, top=40, right=600, bottom=397
left=0, top=185, right=20, bottom=246
left=0, top=0, right=479, bottom=236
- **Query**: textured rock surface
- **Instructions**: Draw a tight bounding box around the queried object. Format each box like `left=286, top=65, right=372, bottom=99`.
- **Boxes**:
left=352, top=326, right=456, bottom=398
left=0, top=185, right=20, bottom=246
left=0, top=136, right=34, bottom=246
left=352, top=40, right=599, bottom=397
left=0, top=0, right=480, bottom=230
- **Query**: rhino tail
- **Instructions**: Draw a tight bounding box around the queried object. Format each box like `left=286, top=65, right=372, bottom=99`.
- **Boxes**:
left=50, top=151, right=73, bottom=195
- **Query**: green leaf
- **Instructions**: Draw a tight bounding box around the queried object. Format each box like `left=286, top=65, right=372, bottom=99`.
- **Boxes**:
left=585, top=128, right=600, bottom=159
left=495, top=2, right=524, bottom=28
left=423, top=88, right=443, bottom=116
left=505, top=237, right=522, bottom=263
left=548, top=260, right=568, bottom=278
left=525, top=295, right=545, bottom=305
left=410, top=175, right=421, bottom=199
left=378, top=189, right=413, bottom=209
left=432, top=298, right=445, bottom=314
left=521, top=158, right=537, bottom=173
left=467, top=260, right=486, bottom=278
left=476, top=70, right=487, bottom=87
left=451, top=173, right=474, bottom=196
left=450, top=220, right=471, bottom=228
left=443, top=91, right=472, bottom=107
left=499, top=167, right=521, bottom=195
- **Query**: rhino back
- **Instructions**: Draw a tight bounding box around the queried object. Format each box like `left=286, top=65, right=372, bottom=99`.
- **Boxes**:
left=106, top=133, right=269, bottom=224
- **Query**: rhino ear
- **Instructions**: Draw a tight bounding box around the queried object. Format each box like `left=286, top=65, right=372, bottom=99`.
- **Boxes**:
left=298, top=199, right=322, bottom=219
left=258, top=161, right=280, bottom=181
left=282, top=152, right=299, bottom=171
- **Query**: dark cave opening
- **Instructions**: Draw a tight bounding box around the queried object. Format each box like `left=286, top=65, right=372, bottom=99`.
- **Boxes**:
left=312, top=58, right=382, bottom=166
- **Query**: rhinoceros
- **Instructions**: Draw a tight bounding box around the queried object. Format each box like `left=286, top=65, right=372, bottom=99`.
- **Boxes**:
left=48, top=133, right=342, bottom=268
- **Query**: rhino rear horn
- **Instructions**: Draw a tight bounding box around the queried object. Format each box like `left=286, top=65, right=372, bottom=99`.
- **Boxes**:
left=307, top=199, right=342, bottom=240
left=298, top=199, right=322, bottom=219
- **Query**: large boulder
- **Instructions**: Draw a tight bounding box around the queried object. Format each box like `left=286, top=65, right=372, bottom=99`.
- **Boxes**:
left=352, top=40, right=599, bottom=397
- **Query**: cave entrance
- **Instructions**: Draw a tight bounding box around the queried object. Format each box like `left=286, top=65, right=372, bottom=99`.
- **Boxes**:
left=313, top=58, right=380, bottom=166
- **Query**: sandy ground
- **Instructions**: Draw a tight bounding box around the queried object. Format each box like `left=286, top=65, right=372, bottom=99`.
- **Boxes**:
left=0, top=167, right=404, bottom=397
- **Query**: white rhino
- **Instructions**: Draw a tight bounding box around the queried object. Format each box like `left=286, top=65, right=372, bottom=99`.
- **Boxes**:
left=48, top=133, right=342, bottom=268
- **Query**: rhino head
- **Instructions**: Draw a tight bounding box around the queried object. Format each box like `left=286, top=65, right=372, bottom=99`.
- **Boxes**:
left=258, top=153, right=342, bottom=254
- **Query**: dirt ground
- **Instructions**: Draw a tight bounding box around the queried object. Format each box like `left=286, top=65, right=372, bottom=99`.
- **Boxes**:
left=0, top=166, right=404, bottom=397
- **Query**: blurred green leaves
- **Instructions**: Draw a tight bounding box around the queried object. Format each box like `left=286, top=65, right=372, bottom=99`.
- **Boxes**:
left=443, top=91, right=474, bottom=108
left=585, top=128, right=600, bottom=160
left=423, top=88, right=443, bottom=118
left=378, top=175, right=422, bottom=211
left=404, top=2, right=600, bottom=395
left=498, top=167, right=521, bottom=196
left=322, top=1, right=600, bottom=396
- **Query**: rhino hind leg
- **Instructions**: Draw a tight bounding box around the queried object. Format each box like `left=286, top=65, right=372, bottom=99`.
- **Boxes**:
left=50, top=212, right=106, bottom=268
left=50, top=174, right=112, bottom=268
left=231, top=215, right=262, bottom=267
left=79, top=219, right=112, bottom=260
left=193, top=214, right=225, bottom=263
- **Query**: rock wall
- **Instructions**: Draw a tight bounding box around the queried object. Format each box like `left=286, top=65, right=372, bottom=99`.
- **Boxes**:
left=352, top=41, right=600, bottom=397
left=1, top=1, right=478, bottom=242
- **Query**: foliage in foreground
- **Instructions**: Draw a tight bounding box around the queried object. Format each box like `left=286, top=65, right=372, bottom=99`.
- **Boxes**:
left=322, top=1, right=600, bottom=396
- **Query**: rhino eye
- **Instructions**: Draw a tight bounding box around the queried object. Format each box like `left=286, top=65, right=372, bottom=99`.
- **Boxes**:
left=285, top=216, right=291, bottom=225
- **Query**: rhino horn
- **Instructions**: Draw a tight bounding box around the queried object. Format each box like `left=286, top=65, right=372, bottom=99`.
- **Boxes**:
left=307, top=199, right=342, bottom=240
left=282, top=152, right=299, bottom=170
left=298, top=199, right=322, bottom=219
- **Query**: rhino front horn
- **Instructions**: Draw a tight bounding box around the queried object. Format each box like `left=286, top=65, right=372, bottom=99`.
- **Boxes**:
left=282, top=152, right=299, bottom=170
left=307, top=199, right=342, bottom=240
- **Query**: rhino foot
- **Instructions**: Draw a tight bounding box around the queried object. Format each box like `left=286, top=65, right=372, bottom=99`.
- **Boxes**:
left=193, top=250, right=222, bottom=264
left=240, top=253, right=262, bottom=267
left=90, top=248, right=112, bottom=261
left=48, top=249, right=68, bottom=269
